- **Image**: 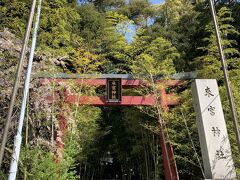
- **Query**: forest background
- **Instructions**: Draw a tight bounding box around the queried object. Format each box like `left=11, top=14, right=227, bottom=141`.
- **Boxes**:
left=0, top=0, right=240, bottom=179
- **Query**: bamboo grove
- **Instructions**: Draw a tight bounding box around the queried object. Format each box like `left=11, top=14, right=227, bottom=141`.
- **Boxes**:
left=1, top=0, right=240, bottom=179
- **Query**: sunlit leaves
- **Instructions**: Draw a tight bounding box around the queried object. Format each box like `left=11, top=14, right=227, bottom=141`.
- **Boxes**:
left=196, top=7, right=240, bottom=80
left=131, top=37, right=179, bottom=77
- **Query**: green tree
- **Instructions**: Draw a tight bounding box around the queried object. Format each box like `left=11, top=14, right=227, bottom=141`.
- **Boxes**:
left=0, top=0, right=30, bottom=36
left=119, top=0, right=156, bottom=27
left=131, top=35, right=179, bottom=77
left=37, top=0, right=82, bottom=56
left=145, top=0, right=199, bottom=71
left=195, top=7, right=240, bottom=79
left=99, top=11, right=133, bottom=73
left=77, top=4, right=106, bottom=46
left=158, top=0, right=190, bottom=28
left=80, top=0, right=125, bottom=11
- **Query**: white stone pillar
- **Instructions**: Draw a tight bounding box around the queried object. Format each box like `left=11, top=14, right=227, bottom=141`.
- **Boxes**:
left=192, top=79, right=236, bottom=179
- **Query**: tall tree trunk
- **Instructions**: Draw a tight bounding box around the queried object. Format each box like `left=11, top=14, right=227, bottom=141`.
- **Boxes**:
left=83, top=164, right=87, bottom=180
left=141, top=127, right=149, bottom=180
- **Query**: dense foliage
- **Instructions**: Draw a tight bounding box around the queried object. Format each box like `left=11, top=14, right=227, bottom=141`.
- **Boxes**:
left=1, top=0, right=240, bottom=179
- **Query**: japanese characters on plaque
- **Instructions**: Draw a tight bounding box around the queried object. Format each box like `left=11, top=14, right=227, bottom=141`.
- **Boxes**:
left=192, top=79, right=236, bottom=179
left=106, top=78, right=122, bottom=103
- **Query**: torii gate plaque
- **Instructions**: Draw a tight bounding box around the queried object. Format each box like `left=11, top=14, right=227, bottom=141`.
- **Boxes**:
left=40, top=74, right=184, bottom=180
left=106, top=78, right=122, bottom=102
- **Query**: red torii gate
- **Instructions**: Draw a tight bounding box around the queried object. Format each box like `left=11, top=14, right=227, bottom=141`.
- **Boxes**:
left=40, top=74, right=184, bottom=180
